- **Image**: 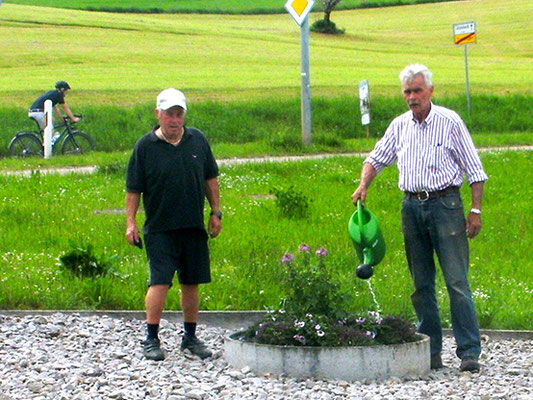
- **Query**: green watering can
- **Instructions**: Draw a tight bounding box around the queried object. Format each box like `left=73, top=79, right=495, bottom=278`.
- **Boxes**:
left=348, top=200, right=386, bottom=279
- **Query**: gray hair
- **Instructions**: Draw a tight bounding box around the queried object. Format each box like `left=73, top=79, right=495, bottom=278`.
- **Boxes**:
left=399, top=64, right=433, bottom=88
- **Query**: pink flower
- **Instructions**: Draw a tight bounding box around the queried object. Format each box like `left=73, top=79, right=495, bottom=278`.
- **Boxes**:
left=298, top=244, right=310, bottom=253
left=281, top=253, right=295, bottom=263
left=315, top=247, right=328, bottom=257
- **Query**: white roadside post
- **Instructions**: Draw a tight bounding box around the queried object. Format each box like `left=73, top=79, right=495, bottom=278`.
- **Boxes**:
left=285, top=0, right=314, bottom=146
left=43, top=99, right=53, bottom=158
left=359, top=80, right=371, bottom=138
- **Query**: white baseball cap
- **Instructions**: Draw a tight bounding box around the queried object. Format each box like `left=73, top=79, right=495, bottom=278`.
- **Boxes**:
left=156, top=88, right=187, bottom=111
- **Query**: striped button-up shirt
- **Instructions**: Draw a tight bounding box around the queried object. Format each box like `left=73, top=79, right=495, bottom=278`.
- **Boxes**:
left=365, top=103, right=488, bottom=192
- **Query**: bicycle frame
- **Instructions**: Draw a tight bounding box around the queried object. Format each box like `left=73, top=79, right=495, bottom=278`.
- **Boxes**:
left=32, top=116, right=79, bottom=150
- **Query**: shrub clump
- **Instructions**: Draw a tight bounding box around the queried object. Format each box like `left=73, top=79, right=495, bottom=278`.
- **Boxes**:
left=310, top=19, right=345, bottom=34
left=58, top=241, right=118, bottom=278
left=270, top=186, right=311, bottom=219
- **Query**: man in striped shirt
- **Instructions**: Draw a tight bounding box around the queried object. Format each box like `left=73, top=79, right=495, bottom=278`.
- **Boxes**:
left=351, top=64, right=487, bottom=373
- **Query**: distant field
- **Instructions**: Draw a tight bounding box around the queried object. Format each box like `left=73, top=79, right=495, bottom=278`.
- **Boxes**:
left=0, top=0, right=531, bottom=109
left=5, top=0, right=457, bottom=14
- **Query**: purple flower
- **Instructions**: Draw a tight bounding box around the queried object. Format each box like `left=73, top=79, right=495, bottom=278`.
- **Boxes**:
left=298, top=244, right=310, bottom=253
left=294, top=320, right=305, bottom=328
left=356, top=317, right=366, bottom=324
left=281, top=253, right=295, bottom=263
left=316, top=330, right=325, bottom=337
left=315, top=247, right=328, bottom=257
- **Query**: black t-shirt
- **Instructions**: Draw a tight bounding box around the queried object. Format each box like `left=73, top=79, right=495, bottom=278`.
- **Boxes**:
left=30, top=90, right=65, bottom=111
left=126, top=126, right=219, bottom=234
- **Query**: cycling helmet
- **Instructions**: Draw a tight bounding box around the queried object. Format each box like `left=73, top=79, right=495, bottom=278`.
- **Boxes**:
left=55, top=81, right=71, bottom=90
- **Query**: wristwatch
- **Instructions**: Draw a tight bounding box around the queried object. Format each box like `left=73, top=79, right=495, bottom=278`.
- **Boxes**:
left=469, top=208, right=481, bottom=215
left=210, top=211, right=223, bottom=220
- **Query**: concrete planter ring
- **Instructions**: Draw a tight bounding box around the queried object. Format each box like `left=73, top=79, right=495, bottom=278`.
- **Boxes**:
left=224, top=332, right=430, bottom=381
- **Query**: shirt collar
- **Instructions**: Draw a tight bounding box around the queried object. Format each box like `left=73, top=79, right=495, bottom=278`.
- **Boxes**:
left=410, top=102, right=435, bottom=128
left=149, top=125, right=191, bottom=142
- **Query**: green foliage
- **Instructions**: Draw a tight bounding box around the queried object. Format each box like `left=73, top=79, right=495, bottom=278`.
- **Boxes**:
left=237, top=247, right=419, bottom=347
left=2, top=95, right=530, bottom=157
left=280, top=245, right=351, bottom=318
left=270, top=186, right=311, bottom=219
left=59, top=241, right=118, bottom=278
left=311, top=19, right=345, bottom=35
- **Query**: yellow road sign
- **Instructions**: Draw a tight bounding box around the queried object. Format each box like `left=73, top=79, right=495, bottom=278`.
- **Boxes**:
left=453, top=21, right=477, bottom=45
left=285, top=0, right=315, bottom=26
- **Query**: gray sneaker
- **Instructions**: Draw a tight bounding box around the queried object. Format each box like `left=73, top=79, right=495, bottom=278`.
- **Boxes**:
left=460, top=356, right=480, bottom=372
left=181, top=335, right=212, bottom=359
left=142, top=338, right=165, bottom=361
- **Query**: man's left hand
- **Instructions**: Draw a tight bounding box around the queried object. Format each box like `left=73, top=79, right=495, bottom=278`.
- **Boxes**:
left=208, top=215, right=222, bottom=238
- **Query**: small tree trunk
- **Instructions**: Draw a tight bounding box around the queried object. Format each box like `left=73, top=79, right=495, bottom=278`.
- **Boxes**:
left=324, top=10, right=331, bottom=23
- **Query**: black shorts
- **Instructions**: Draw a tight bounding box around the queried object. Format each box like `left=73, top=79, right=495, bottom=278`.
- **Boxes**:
left=145, top=228, right=211, bottom=286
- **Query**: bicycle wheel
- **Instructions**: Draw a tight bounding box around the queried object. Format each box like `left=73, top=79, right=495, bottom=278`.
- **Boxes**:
left=61, top=131, right=95, bottom=155
left=8, top=132, right=43, bottom=157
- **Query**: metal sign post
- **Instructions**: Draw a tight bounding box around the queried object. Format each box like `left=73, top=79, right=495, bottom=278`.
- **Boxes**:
left=285, top=0, right=314, bottom=146
left=359, top=80, right=371, bottom=138
left=43, top=99, right=53, bottom=159
left=453, top=21, right=476, bottom=114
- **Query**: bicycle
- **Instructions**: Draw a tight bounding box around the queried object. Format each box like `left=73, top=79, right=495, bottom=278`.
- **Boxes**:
left=8, top=114, right=95, bottom=157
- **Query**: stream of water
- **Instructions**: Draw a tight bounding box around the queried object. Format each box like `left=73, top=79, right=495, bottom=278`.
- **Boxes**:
left=365, top=279, right=382, bottom=314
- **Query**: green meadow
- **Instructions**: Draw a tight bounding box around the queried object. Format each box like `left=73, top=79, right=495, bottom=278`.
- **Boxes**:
left=0, top=0, right=531, bottom=105
left=0, top=150, right=531, bottom=329
left=0, top=1, right=531, bottom=328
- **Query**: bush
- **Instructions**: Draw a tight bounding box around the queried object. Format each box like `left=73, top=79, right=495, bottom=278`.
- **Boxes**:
left=270, top=186, right=310, bottom=219
left=310, top=19, right=345, bottom=34
left=58, top=241, right=118, bottom=278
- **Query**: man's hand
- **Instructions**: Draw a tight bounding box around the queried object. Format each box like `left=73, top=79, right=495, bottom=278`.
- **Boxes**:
left=125, top=223, right=141, bottom=246
left=351, top=163, right=377, bottom=206
left=351, top=185, right=367, bottom=206
left=208, top=215, right=222, bottom=238
left=466, top=213, right=482, bottom=239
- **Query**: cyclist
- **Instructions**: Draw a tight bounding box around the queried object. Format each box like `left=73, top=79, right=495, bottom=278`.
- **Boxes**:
left=28, top=81, right=80, bottom=131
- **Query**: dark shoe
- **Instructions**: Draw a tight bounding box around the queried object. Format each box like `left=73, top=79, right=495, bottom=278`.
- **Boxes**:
left=460, top=356, right=480, bottom=372
left=430, top=354, right=443, bottom=370
left=142, top=338, right=165, bottom=361
left=181, top=335, right=212, bottom=359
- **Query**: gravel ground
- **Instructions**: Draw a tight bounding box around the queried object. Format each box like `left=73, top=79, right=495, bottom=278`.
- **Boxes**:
left=1, top=313, right=532, bottom=400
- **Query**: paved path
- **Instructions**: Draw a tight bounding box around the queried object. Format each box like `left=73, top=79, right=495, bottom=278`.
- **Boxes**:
left=2, top=145, right=532, bottom=177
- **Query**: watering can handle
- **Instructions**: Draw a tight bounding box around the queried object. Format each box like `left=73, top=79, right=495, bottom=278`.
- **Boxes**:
left=357, top=199, right=364, bottom=235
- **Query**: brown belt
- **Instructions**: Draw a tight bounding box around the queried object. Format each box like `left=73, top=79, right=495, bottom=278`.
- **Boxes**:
left=405, top=186, right=460, bottom=201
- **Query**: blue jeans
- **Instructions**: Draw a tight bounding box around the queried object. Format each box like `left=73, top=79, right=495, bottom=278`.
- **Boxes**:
left=401, top=193, right=481, bottom=360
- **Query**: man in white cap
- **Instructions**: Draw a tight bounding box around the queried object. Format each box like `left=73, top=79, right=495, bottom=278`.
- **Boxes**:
left=125, top=88, right=222, bottom=360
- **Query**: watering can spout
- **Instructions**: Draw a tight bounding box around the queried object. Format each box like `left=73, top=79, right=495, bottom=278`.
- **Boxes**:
left=348, top=200, right=386, bottom=279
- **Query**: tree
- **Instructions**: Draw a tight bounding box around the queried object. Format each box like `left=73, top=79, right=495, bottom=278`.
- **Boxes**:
left=322, top=0, right=342, bottom=23
left=311, top=0, right=345, bottom=34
